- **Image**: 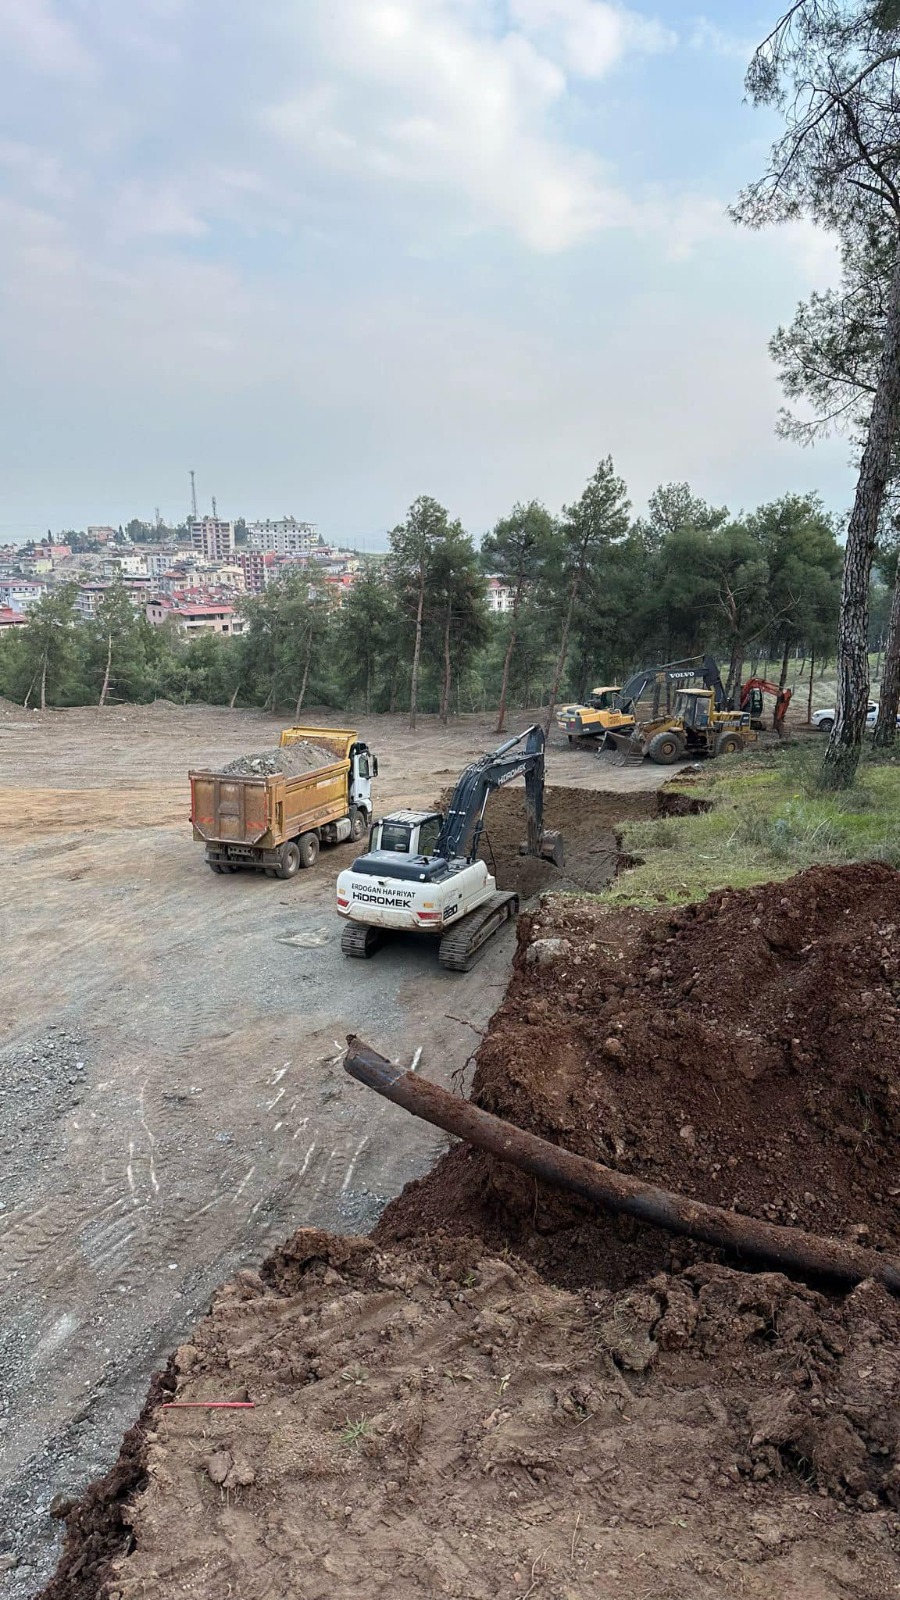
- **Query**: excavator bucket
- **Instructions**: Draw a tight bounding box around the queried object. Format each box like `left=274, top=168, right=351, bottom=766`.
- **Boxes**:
left=518, top=829, right=564, bottom=868
left=540, top=829, right=565, bottom=868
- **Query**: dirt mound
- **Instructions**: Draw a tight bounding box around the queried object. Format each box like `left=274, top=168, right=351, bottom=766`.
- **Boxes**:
left=220, top=740, right=336, bottom=777
left=656, top=789, right=712, bottom=817
left=47, top=1233, right=900, bottom=1599
left=380, top=862, right=900, bottom=1287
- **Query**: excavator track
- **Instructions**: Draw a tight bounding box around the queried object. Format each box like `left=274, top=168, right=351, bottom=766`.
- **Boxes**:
left=438, top=891, right=519, bottom=973
left=341, top=921, right=383, bottom=959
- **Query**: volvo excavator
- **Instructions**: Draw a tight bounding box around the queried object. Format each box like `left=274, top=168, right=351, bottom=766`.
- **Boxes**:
left=336, top=726, right=563, bottom=972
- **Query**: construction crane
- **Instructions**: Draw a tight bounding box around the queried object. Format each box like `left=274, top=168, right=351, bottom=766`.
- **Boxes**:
left=336, top=726, right=563, bottom=972
left=190, top=470, right=198, bottom=521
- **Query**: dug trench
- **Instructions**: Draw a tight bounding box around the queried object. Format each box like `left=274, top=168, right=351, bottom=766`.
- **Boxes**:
left=38, top=810, right=900, bottom=1597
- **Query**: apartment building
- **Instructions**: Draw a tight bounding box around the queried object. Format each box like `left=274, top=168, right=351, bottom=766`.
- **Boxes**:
left=190, top=517, right=235, bottom=562
left=146, top=598, right=245, bottom=636
left=0, top=579, right=47, bottom=613
left=248, top=516, right=318, bottom=556
left=486, top=577, right=515, bottom=614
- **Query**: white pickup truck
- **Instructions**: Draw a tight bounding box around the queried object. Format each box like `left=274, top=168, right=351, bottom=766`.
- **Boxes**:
left=811, top=702, right=900, bottom=732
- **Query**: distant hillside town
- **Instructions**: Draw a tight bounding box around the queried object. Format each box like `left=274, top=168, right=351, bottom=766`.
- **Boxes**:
left=0, top=509, right=518, bottom=636
left=0, top=514, right=377, bottom=635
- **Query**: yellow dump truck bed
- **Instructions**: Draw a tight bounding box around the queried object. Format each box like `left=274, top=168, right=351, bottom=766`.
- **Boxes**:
left=190, top=728, right=372, bottom=873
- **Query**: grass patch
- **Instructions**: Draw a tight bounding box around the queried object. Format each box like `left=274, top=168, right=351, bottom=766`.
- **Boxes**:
left=609, top=742, right=900, bottom=908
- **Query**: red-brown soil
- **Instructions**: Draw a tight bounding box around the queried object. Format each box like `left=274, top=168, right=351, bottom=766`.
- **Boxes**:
left=382, top=862, right=900, bottom=1287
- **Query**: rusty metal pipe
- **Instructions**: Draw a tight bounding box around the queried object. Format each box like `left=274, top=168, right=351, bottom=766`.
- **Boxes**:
left=344, top=1036, right=900, bottom=1297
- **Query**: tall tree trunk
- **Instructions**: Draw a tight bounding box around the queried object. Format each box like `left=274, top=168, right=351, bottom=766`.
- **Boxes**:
left=295, top=634, right=312, bottom=719
left=99, top=630, right=113, bottom=708
left=824, top=240, right=900, bottom=788
left=495, top=582, right=522, bottom=736
left=40, top=651, right=48, bottom=712
left=725, top=641, right=743, bottom=706
left=874, top=549, right=900, bottom=748
left=409, top=570, right=425, bottom=731
left=439, top=600, right=451, bottom=725
left=778, top=635, right=791, bottom=691
left=806, top=651, right=815, bottom=727
left=365, top=655, right=371, bottom=717
left=544, top=578, right=577, bottom=735
left=229, top=682, right=240, bottom=709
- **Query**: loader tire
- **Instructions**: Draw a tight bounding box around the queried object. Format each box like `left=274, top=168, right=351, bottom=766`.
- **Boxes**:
left=715, top=731, right=743, bottom=757
left=275, top=841, right=302, bottom=879
left=647, top=731, right=684, bottom=765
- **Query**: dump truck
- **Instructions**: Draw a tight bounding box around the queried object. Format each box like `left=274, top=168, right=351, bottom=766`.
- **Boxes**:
left=190, top=726, right=377, bottom=878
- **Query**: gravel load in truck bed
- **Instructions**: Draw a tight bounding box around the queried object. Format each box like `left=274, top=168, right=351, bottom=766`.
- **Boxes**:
left=219, top=741, right=337, bottom=778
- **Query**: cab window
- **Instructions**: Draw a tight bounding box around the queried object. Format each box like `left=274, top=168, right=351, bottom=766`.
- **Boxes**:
left=379, top=821, right=412, bottom=853
left=418, top=817, right=441, bottom=856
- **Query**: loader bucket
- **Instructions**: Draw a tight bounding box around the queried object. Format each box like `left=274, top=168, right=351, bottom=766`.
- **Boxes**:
left=607, top=729, right=644, bottom=760
left=518, top=829, right=564, bottom=868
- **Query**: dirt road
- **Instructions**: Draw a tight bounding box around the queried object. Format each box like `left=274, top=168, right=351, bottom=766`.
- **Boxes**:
left=0, top=701, right=672, bottom=1593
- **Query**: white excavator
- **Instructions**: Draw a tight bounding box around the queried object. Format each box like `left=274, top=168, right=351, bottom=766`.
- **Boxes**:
left=335, top=725, right=564, bottom=971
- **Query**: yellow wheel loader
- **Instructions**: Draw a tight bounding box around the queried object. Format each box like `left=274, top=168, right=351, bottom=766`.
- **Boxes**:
left=611, top=686, right=757, bottom=765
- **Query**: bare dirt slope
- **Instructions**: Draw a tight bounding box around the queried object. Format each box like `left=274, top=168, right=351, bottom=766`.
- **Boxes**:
left=56, top=1234, right=900, bottom=1600
left=39, top=860, right=900, bottom=1600
left=0, top=701, right=660, bottom=1594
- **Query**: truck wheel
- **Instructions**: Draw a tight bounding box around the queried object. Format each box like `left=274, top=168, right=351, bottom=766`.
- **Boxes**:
left=647, top=731, right=684, bottom=765
left=297, top=832, right=320, bottom=869
left=817, top=716, right=834, bottom=733
left=207, top=861, right=225, bottom=874
left=715, top=731, right=743, bottom=757
left=349, top=807, right=366, bottom=842
left=275, top=841, right=302, bottom=879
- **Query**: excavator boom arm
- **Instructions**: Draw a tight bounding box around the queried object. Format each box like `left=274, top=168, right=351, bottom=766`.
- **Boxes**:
left=436, top=724, right=550, bottom=862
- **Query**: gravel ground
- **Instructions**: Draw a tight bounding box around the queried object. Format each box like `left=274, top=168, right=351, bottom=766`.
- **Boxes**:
left=0, top=702, right=669, bottom=1595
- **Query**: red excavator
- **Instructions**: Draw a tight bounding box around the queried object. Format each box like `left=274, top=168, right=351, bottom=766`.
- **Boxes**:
left=740, top=678, right=792, bottom=737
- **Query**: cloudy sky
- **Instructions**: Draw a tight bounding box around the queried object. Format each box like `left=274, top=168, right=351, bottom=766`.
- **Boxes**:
left=0, top=0, right=851, bottom=545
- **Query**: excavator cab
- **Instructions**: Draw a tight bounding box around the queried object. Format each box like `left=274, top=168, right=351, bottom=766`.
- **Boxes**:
left=589, top=686, right=620, bottom=712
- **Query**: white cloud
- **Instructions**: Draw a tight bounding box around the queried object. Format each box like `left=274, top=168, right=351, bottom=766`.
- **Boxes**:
left=689, top=18, right=756, bottom=63
left=0, top=0, right=95, bottom=79
left=511, top=0, right=676, bottom=78
left=263, top=0, right=670, bottom=250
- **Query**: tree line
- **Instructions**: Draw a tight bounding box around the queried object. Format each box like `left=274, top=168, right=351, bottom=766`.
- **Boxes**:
left=0, top=466, right=851, bottom=726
